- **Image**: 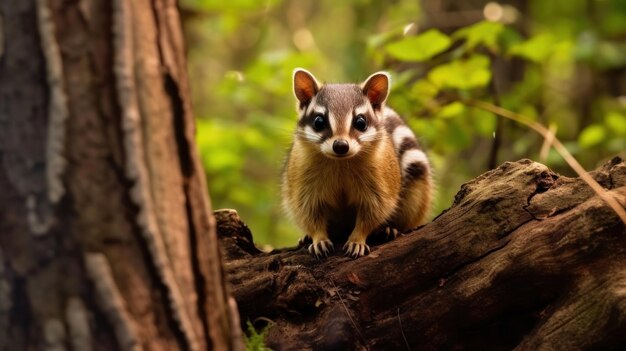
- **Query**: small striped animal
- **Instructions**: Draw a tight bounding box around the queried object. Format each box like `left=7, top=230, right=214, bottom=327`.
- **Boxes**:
left=282, top=69, right=432, bottom=258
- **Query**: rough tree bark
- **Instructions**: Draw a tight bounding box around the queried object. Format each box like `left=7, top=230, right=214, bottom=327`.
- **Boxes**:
left=0, top=1, right=242, bottom=350
left=218, top=157, right=626, bottom=351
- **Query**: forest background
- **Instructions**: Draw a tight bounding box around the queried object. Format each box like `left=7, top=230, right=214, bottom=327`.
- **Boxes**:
left=180, top=0, right=626, bottom=247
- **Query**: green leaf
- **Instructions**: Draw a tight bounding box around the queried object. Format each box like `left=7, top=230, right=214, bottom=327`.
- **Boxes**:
left=427, top=55, right=491, bottom=89
left=453, top=21, right=504, bottom=51
left=578, top=124, right=606, bottom=148
left=508, top=33, right=557, bottom=63
left=436, top=102, right=465, bottom=119
left=605, top=111, right=626, bottom=135
left=385, top=29, right=452, bottom=62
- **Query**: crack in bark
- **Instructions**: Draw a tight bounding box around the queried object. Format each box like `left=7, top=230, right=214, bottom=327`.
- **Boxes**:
left=442, top=238, right=512, bottom=282
left=523, top=170, right=559, bottom=220
left=164, top=74, right=193, bottom=177
left=8, top=277, right=32, bottom=350
left=184, top=186, right=211, bottom=350
left=157, top=8, right=209, bottom=346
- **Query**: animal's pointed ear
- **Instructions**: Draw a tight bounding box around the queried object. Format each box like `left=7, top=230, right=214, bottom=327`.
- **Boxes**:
left=293, top=68, right=320, bottom=108
left=362, top=72, right=390, bottom=109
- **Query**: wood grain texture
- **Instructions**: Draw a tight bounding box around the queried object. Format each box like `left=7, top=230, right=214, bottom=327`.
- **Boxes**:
left=218, top=157, right=626, bottom=351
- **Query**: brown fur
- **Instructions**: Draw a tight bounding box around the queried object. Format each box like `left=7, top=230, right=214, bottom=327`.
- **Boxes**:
left=283, top=69, right=432, bottom=257
left=282, top=131, right=401, bottom=246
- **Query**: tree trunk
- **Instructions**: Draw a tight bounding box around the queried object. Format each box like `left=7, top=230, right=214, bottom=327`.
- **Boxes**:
left=0, top=1, right=242, bottom=350
left=217, top=157, right=626, bottom=351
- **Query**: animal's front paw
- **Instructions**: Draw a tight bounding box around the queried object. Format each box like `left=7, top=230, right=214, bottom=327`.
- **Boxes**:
left=308, top=239, right=334, bottom=258
left=343, top=241, right=370, bottom=258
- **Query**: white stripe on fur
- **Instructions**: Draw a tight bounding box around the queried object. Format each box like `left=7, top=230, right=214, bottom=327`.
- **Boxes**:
left=401, top=149, right=429, bottom=174
left=392, top=126, right=415, bottom=149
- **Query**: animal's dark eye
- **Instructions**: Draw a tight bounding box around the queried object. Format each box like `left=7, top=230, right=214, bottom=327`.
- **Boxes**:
left=313, top=114, right=326, bottom=131
left=353, top=114, right=367, bottom=132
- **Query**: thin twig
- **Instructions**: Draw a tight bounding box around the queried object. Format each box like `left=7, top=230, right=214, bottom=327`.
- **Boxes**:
left=465, top=99, right=626, bottom=226
left=539, top=123, right=557, bottom=163
left=397, top=307, right=411, bottom=351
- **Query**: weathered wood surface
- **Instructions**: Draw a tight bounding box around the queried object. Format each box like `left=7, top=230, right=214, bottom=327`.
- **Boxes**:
left=217, top=157, right=626, bottom=351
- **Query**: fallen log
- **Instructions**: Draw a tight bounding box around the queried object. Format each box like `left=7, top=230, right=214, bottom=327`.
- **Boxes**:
left=216, top=157, right=626, bottom=350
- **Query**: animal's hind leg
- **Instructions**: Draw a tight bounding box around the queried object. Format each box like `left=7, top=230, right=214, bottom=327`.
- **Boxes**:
left=367, top=225, right=403, bottom=245
left=392, top=178, right=432, bottom=232
left=384, top=226, right=402, bottom=240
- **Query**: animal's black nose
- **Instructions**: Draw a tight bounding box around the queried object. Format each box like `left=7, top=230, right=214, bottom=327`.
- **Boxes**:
left=333, top=139, right=350, bottom=155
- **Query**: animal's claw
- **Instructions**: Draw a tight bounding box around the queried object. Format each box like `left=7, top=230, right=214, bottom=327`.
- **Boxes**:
left=308, top=239, right=334, bottom=258
left=385, top=227, right=401, bottom=240
left=343, top=242, right=370, bottom=258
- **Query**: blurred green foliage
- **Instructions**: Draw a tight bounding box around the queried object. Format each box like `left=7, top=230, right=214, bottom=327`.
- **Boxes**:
left=181, top=0, right=626, bottom=248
